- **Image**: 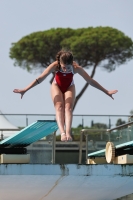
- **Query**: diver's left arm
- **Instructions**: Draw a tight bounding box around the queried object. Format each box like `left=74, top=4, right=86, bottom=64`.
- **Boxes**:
left=74, top=64, right=118, bottom=99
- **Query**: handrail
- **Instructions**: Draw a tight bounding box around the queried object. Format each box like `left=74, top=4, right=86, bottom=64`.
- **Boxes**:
left=0, top=113, right=130, bottom=117
left=0, top=129, right=21, bottom=131
left=79, top=121, right=133, bottom=164
left=107, top=121, right=133, bottom=132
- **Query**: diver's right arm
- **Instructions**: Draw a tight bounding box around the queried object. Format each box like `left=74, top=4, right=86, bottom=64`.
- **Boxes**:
left=13, top=61, right=58, bottom=99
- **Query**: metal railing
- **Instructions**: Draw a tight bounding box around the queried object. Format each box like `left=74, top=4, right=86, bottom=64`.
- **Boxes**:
left=0, top=113, right=130, bottom=128
left=79, top=129, right=107, bottom=164
left=107, top=121, right=133, bottom=132
left=79, top=115, right=133, bottom=164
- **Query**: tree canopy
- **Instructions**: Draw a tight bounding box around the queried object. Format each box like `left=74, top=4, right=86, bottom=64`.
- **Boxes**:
left=10, top=26, right=133, bottom=109
left=10, top=28, right=75, bottom=71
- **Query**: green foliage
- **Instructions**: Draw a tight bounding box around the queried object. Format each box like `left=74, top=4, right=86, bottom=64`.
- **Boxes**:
left=62, top=26, right=133, bottom=69
left=91, top=120, right=108, bottom=129
left=71, top=123, right=107, bottom=141
left=10, top=26, right=133, bottom=72
left=72, top=125, right=90, bottom=134
left=10, top=28, right=75, bottom=72
left=130, top=110, right=133, bottom=115
left=115, top=118, right=126, bottom=126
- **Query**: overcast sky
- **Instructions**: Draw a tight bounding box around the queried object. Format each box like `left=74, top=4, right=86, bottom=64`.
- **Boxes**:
left=0, top=0, right=133, bottom=125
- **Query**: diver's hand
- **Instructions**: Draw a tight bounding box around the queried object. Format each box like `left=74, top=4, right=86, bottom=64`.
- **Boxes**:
left=13, top=89, right=26, bottom=99
left=107, top=90, right=118, bottom=100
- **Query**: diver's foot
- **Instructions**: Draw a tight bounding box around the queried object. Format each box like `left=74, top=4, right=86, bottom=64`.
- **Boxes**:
left=66, top=134, right=73, bottom=141
left=61, top=133, right=67, bottom=142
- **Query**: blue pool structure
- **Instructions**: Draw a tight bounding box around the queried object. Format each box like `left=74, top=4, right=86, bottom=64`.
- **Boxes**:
left=0, top=118, right=133, bottom=200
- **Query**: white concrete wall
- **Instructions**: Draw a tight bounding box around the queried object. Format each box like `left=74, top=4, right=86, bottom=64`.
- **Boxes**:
left=0, top=164, right=133, bottom=200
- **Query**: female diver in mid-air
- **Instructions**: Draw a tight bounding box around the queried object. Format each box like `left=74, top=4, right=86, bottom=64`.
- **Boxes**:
left=13, top=50, right=118, bottom=142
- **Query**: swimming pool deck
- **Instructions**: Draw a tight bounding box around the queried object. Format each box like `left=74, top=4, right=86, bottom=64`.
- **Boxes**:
left=0, top=164, right=133, bottom=200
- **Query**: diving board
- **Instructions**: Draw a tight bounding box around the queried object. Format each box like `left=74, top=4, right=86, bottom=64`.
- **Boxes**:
left=114, top=140, right=133, bottom=149
left=88, top=140, right=133, bottom=158
left=0, top=120, right=58, bottom=148
left=88, top=149, right=105, bottom=157
left=88, top=140, right=133, bottom=164
left=86, top=120, right=133, bottom=164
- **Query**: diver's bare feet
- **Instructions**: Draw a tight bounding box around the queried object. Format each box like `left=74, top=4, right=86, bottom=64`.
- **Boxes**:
left=61, top=133, right=67, bottom=142
left=66, top=134, right=73, bottom=141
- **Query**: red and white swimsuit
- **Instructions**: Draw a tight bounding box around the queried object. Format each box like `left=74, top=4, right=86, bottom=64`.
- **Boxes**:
left=53, top=65, right=74, bottom=93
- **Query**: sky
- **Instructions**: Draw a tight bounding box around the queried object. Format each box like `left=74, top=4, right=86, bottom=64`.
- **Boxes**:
left=0, top=0, right=133, bottom=126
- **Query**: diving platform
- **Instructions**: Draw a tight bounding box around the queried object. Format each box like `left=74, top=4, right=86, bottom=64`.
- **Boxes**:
left=0, top=120, right=58, bottom=163
left=85, top=120, right=133, bottom=164
left=0, top=120, right=58, bottom=147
